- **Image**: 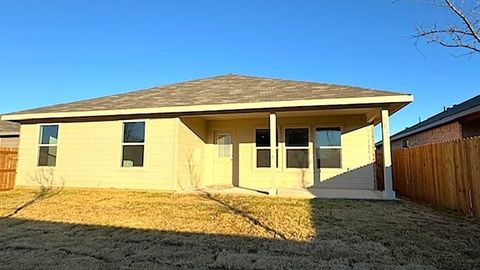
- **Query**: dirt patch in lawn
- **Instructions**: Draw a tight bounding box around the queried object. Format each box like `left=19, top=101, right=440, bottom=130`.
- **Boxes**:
left=1, top=188, right=479, bottom=269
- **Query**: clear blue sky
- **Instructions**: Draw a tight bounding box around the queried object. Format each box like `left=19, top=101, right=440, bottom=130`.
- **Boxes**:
left=0, top=0, right=478, bottom=140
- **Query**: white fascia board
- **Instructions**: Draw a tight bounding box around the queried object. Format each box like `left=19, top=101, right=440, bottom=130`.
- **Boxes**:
left=1, top=95, right=413, bottom=121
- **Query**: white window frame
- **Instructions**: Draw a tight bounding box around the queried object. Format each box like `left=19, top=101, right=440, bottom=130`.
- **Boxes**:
left=315, top=127, right=342, bottom=169
left=284, top=127, right=310, bottom=169
left=37, top=124, right=59, bottom=167
left=121, top=121, right=146, bottom=168
left=254, top=128, right=279, bottom=169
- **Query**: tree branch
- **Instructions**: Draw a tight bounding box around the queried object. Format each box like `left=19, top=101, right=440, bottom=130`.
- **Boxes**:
left=444, top=0, right=480, bottom=43
left=428, top=37, right=480, bottom=52
left=415, top=28, right=475, bottom=37
left=410, top=0, right=480, bottom=55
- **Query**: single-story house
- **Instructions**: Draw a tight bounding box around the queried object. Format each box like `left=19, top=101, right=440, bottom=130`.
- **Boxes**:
left=1, top=74, right=413, bottom=199
left=0, top=120, right=20, bottom=148
left=378, top=94, right=479, bottom=150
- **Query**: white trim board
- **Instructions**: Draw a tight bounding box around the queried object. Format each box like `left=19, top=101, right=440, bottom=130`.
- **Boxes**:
left=1, top=95, right=413, bottom=121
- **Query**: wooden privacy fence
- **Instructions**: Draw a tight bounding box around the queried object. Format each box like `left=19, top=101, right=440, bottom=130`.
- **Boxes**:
left=375, top=150, right=384, bottom=191
left=392, top=137, right=480, bottom=217
left=0, top=147, right=18, bottom=191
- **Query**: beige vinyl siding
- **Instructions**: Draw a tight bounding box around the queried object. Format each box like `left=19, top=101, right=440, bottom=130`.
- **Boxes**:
left=16, top=113, right=375, bottom=191
left=15, top=119, right=176, bottom=190
left=176, top=118, right=207, bottom=190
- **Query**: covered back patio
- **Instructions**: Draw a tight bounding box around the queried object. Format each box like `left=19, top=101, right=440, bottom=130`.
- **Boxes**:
left=177, top=104, right=400, bottom=200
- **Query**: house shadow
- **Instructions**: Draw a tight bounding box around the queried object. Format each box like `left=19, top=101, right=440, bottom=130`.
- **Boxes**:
left=1, top=190, right=476, bottom=269
left=1, top=207, right=318, bottom=269
left=0, top=217, right=307, bottom=269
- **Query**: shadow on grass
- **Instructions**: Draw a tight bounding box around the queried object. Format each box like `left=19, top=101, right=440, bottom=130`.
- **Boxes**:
left=1, top=197, right=480, bottom=269
left=0, top=217, right=313, bottom=269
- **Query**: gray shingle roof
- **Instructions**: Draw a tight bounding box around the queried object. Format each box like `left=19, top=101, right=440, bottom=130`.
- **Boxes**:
left=0, top=120, right=20, bottom=135
left=7, top=74, right=407, bottom=115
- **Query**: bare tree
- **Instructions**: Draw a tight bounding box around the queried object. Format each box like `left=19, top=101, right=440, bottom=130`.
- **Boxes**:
left=413, top=0, right=480, bottom=55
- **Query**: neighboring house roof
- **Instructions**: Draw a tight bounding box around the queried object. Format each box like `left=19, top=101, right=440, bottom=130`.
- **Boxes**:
left=1, top=74, right=412, bottom=121
left=0, top=120, right=20, bottom=136
left=386, top=94, right=480, bottom=144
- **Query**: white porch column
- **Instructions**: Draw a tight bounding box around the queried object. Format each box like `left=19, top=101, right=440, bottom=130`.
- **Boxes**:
left=381, top=109, right=396, bottom=200
left=269, top=112, right=278, bottom=195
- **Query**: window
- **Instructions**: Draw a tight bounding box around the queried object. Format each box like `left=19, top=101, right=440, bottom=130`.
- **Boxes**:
left=216, top=132, right=232, bottom=157
left=315, top=128, right=341, bottom=168
left=402, top=139, right=410, bottom=148
left=122, top=122, right=145, bottom=167
left=38, top=125, right=58, bottom=166
left=285, top=128, right=309, bottom=168
left=255, top=129, right=278, bottom=168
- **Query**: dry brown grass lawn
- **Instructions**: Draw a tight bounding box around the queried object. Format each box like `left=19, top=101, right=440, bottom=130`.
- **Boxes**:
left=1, top=188, right=479, bottom=269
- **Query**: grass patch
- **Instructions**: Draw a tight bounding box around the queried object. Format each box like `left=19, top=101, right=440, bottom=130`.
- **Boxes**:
left=1, top=188, right=479, bottom=269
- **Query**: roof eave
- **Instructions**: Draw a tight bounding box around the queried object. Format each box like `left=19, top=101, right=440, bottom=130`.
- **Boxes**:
left=1, top=95, right=413, bottom=122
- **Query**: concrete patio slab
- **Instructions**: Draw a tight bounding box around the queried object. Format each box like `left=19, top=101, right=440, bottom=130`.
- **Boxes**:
left=277, top=187, right=384, bottom=200
left=184, top=186, right=385, bottom=200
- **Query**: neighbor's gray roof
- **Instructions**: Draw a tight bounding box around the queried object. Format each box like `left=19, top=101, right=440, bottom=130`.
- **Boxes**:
left=7, top=74, right=407, bottom=115
left=0, top=120, right=20, bottom=135
left=390, top=94, right=480, bottom=142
